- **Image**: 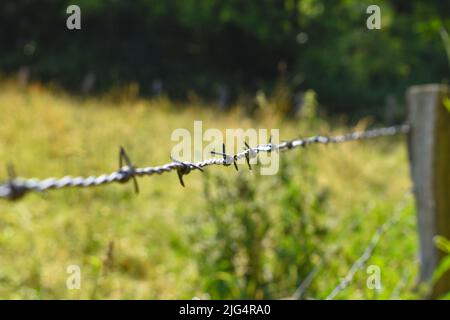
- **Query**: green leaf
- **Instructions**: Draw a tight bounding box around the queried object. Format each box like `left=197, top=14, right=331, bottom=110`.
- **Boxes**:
left=432, top=255, right=450, bottom=284
left=444, top=97, right=450, bottom=113
left=441, top=28, right=450, bottom=68
left=432, top=236, right=450, bottom=285
left=434, top=235, right=450, bottom=253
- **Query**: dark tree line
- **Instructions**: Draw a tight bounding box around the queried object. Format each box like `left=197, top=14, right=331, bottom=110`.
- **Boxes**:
left=0, top=0, right=449, bottom=118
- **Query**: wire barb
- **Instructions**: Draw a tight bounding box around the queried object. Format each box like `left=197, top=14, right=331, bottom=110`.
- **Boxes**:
left=171, top=157, right=204, bottom=187
left=211, top=143, right=238, bottom=171
left=1, top=164, right=29, bottom=200
left=117, top=146, right=139, bottom=194
left=244, top=141, right=254, bottom=170
left=267, top=134, right=276, bottom=152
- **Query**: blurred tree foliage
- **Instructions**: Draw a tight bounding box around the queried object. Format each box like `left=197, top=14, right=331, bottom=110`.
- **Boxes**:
left=0, top=0, right=449, bottom=117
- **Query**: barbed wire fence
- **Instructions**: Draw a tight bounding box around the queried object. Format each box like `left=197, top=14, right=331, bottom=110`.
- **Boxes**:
left=0, top=122, right=415, bottom=299
left=2, top=84, right=448, bottom=298
left=283, top=192, right=411, bottom=300
left=286, top=260, right=323, bottom=300
left=325, top=193, right=411, bottom=300
left=0, top=124, right=409, bottom=201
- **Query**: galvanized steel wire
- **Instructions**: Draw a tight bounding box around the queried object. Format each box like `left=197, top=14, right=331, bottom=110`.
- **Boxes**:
left=0, top=124, right=409, bottom=201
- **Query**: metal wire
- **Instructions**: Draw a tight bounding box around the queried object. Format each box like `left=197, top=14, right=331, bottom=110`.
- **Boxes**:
left=325, top=193, right=411, bottom=300
left=0, top=124, right=409, bottom=201
left=289, top=261, right=323, bottom=300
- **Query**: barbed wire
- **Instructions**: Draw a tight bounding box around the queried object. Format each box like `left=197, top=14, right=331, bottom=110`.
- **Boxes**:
left=287, top=261, right=323, bottom=300
left=389, top=266, right=412, bottom=300
left=325, top=193, right=411, bottom=300
left=0, top=124, right=409, bottom=201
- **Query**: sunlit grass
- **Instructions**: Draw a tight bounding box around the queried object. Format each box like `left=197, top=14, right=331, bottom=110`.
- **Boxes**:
left=0, top=80, right=417, bottom=299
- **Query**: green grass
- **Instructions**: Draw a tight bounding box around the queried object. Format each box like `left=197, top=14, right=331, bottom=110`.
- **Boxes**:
left=0, top=80, right=418, bottom=299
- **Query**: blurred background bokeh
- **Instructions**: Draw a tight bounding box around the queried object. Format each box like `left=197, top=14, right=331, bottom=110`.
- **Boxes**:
left=1, top=0, right=449, bottom=119
left=0, top=0, right=449, bottom=300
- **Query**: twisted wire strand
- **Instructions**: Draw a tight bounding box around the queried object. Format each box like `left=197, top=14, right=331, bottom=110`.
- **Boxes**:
left=0, top=124, right=409, bottom=201
left=289, top=261, right=323, bottom=300
left=325, top=193, right=411, bottom=300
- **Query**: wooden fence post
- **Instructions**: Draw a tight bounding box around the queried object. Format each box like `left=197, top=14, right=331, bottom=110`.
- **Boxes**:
left=407, top=84, right=450, bottom=297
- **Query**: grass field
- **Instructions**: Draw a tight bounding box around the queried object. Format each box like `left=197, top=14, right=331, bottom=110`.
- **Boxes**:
left=0, top=80, right=418, bottom=299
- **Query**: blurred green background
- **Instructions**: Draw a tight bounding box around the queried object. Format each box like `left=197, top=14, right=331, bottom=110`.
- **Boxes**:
left=1, top=0, right=449, bottom=118
left=0, top=0, right=449, bottom=300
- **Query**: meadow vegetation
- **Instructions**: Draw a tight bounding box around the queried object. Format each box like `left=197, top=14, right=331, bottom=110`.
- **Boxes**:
left=0, top=80, right=417, bottom=299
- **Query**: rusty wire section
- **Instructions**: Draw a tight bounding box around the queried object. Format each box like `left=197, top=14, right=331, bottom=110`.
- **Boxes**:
left=0, top=124, right=409, bottom=201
